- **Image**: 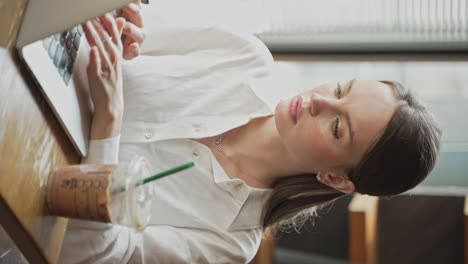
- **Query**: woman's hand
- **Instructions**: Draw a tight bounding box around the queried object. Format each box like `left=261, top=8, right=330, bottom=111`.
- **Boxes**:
left=83, top=14, right=125, bottom=139
left=119, top=0, right=146, bottom=60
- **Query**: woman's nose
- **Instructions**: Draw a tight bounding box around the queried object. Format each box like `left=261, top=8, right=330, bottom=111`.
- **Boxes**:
left=309, top=93, right=337, bottom=117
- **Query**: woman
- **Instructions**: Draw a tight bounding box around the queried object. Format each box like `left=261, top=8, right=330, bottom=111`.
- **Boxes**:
left=60, top=4, right=442, bottom=263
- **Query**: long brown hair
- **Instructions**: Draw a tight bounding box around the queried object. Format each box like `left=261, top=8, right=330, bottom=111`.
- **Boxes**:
left=262, top=80, right=442, bottom=229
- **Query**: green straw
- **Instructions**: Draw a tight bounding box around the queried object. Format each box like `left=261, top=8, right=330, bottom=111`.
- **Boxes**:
left=110, top=162, right=195, bottom=195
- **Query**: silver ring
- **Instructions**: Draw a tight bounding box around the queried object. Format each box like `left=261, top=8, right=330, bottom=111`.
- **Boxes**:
left=102, top=36, right=113, bottom=44
left=100, top=70, right=110, bottom=78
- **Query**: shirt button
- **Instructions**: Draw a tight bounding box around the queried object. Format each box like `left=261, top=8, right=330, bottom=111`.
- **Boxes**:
left=144, top=132, right=153, bottom=139
left=192, top=149, right=200, bottom=156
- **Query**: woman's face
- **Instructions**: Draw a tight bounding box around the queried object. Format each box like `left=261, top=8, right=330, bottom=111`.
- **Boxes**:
left=275, top=80, right=398, bottom=175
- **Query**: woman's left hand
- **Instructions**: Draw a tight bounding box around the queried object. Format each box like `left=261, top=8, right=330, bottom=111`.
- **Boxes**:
left=83, top=14, right=126, bottom=139
left=119, top=0, right=146, bottom=60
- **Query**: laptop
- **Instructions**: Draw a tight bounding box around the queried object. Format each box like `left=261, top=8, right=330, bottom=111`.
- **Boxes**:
left=16, top=0, right=136, bottom=157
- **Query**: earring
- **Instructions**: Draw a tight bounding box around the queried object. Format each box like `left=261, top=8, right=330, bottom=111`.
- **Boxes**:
left=316, top=173, right=321, bottom=181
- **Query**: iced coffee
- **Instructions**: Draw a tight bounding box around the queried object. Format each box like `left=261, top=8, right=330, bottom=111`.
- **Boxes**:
left=46, top=157, right=153, bottom=230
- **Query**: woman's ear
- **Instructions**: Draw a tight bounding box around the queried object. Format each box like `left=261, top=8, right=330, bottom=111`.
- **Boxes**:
left=319, top=172, right=355, bottom=194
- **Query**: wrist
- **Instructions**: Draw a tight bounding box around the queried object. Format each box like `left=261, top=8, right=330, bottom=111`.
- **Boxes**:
left=93, top=106, right=123, bottom=121
left=93, top=97, right=123, bottom=116
left=90, top=109, right=123, bottom=140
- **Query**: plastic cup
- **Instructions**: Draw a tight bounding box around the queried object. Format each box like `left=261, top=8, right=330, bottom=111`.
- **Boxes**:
left=46, top=156, right=153, bottom=230
left=108, top=156, right=153, bottom=230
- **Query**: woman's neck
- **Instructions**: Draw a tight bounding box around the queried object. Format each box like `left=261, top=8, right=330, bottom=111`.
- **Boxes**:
left=221, top=116, right=307, bottom=188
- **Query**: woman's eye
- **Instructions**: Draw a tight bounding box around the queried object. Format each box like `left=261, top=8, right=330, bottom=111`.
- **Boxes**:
left=332, top=116, right=340, bottom=139
left=334, top=83, right=343, bottom=98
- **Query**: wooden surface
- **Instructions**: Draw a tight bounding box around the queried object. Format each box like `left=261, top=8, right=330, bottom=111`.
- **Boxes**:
left=0, top=0, right=80, bottom=263
left=349, top=194, right=379, bottom=264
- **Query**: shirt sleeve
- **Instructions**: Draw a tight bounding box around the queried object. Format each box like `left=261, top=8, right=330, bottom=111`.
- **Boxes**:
left=60, top=221, right=261, bottom=264
left=140, top=10, right=273, bottom=65
left=81, top=135, right=120, bottom=164
left=141, top=24, right=244, bottom=55
left=130, top=225, right=262, bottom=264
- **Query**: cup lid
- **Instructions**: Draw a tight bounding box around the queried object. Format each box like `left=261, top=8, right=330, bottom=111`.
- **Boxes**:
left=127, top=156, right=153, bottom=230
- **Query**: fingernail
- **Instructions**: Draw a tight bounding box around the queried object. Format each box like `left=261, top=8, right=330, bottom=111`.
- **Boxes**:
left=118, top=17, right=126, bottom=24
left=105, top=13, right=113, bottom=20
left=129, top=4, right=139, bottom=12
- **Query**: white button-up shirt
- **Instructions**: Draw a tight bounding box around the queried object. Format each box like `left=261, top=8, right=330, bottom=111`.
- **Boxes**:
left=60, top=17, right=297, bottom=264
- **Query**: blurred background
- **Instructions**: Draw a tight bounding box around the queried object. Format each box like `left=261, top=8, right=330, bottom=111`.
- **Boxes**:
left=3, top=0, right=466, bottom=263
left=142, top=0, right=468, bottom=264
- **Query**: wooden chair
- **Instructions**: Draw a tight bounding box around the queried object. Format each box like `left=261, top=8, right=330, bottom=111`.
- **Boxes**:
left=348, top=194, right=379, bottom=264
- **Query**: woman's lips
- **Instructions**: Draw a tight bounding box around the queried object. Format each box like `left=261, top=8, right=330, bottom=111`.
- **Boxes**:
left=289, top=96, right=303, bottom=124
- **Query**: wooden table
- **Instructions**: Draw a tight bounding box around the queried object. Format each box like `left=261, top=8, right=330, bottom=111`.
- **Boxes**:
left=0, top=0, right=80, bottom=263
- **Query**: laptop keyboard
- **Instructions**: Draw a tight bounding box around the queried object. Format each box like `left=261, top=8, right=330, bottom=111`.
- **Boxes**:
left=42, top=25, right=84, bottom=85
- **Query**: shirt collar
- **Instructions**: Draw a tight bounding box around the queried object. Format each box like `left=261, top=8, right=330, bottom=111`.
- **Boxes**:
left=208, top=147, right=273, bottom=231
